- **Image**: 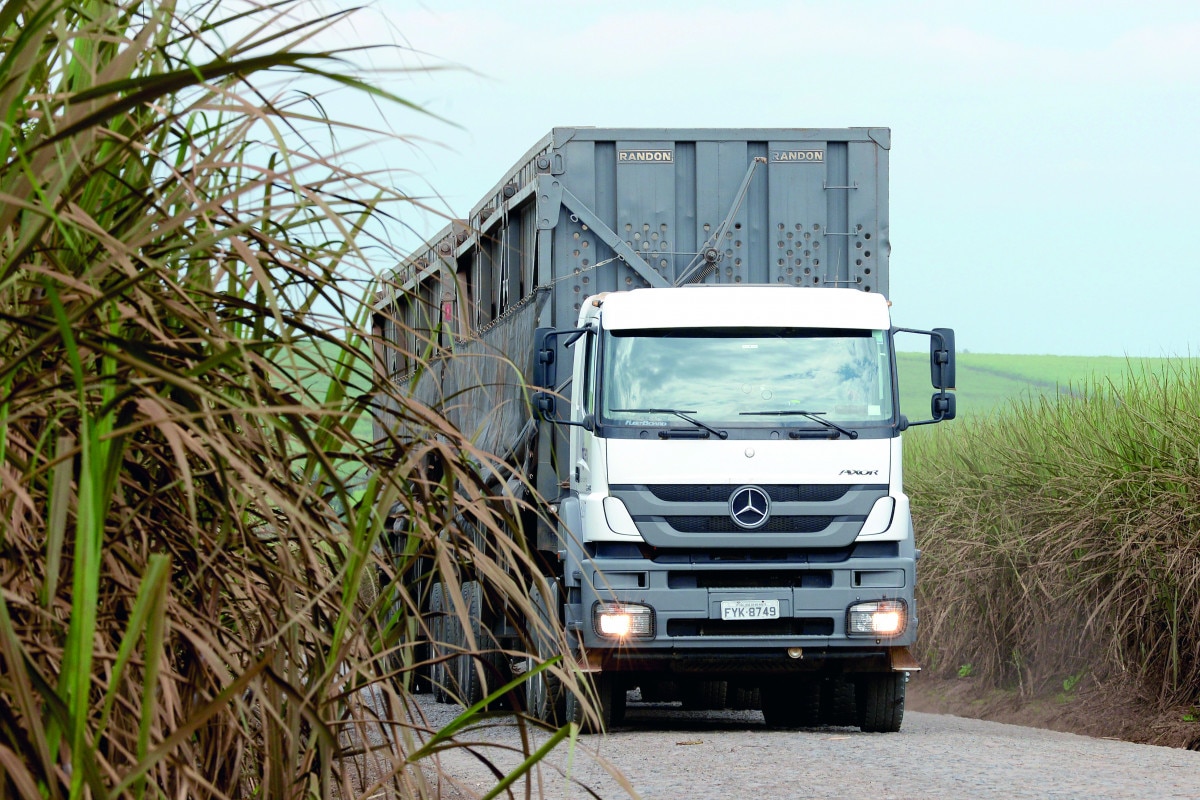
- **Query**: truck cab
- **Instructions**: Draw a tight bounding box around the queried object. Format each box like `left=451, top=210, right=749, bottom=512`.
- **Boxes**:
left=536, top=285, right=954, bottom=731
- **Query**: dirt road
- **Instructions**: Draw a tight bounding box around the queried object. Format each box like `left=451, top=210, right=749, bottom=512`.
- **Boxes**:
left=411, top=692, right=1200, bottom=800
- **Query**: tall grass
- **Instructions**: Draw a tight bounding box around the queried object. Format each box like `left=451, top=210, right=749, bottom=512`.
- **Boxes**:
left=907, top=360, right=1200, bottom=710
left=0, top=2, right=574, bottom=797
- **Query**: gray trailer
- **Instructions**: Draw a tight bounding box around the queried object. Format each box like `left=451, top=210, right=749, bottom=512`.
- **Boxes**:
left=373, top=127, right=955, bottom=732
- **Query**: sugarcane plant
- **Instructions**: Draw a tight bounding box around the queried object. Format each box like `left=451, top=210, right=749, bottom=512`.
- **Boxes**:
left=0, top=2, right=588, bottom=798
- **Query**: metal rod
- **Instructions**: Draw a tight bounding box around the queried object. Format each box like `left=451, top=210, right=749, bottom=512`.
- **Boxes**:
left=675, top=157, right=767, bottom=286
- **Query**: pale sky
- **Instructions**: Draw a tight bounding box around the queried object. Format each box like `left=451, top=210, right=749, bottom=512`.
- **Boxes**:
left=311, top=0, right=1200, bottom=357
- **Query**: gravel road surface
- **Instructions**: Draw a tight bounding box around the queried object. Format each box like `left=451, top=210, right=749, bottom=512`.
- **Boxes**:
left=410, top=692, right=1200, bottom=800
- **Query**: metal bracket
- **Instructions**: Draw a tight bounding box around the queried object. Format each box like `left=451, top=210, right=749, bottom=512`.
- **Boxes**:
left=557, top=184, right=669, bottom=288
left=536, top=175, right=564, bottom=230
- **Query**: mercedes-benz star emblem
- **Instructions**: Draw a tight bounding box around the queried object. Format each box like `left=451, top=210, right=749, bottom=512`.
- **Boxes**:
left=729, top=485, right=771, bottom=530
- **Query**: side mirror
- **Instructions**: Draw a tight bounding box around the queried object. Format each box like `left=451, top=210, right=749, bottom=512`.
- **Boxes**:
left=893, top=325, right=958, bottom=428
left=533, top=327, right=557, bottom=418
left=930, top=328, right=956, bottom=391
left=531, top=325, right=593, bottom=426
left=535, top=392, right=557, bottom=417
left=931, top=391, right=956, bottom=422
left=534, top=326, right=556, bottom=389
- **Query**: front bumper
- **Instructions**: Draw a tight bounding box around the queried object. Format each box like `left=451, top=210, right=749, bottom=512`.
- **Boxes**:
left=563, top=544, right=917, bottom=674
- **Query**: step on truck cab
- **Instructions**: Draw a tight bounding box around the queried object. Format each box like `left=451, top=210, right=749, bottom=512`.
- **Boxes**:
left=373, top=127, right=955, bottom=733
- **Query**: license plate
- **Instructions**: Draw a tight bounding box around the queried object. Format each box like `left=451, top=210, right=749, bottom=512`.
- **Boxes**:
left=720, top=599, right=780, bottom=621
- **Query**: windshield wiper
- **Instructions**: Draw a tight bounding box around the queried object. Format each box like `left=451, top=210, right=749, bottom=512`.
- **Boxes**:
left=739, top=410, right=858, bottom=440
left=611, top=408, right=729, bottom=440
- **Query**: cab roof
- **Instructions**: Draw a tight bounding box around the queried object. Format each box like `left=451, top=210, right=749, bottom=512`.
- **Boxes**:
left=584, top=286, right=891, bottom=331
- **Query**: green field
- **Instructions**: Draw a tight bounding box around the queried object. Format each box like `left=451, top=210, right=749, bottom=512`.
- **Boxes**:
left=896, top=351, right=1181, bottom=420
left=901, top=353, right=1200, bottom=726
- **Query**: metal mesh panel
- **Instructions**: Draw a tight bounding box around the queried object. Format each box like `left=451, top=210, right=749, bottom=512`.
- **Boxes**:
left=646, top=484, right=852, bottom=503
left=663, top=516, right=832, bottom=534
left=398, top=289, right=549, bottom=461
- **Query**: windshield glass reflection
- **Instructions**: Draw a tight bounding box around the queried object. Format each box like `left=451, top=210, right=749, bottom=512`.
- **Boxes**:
left=600, top=328, right=893, bottom=426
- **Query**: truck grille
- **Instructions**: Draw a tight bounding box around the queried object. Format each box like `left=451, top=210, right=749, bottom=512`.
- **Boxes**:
left=667, top=570, right=834, bottom=589
left=667, top=618, right=835, bottom=637
left=608, top=483, right=888, bottom=549
left=647, top=484, right=851, bottom=503
left=665, top=515, right=830, bottom=534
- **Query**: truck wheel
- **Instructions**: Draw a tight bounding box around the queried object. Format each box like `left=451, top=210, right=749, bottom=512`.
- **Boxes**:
left=761, top=679, right=820, bottom=728
left=409, top=625, right=432, bottom=695
left=408, top=555, right=433, bottom=694
left=453, top=582, right=487, bottom=705
left=857, top=673, right=906, bottom=733
left=681, top=680, right=728, bottom=710
left=378, top=565, right=412, bottom=684
left=819, top=676, right=858, bottom=726
left=428, top=583, right=449, bottom=704
left=567, top=672, right=626, bottom=734
left=523, top=583, right=564, bottom=724
left=638, top=679, right=677, bottom=703
left=730, top=685, right=761, bottom=711
left=441, top=583, right=468, bottom=703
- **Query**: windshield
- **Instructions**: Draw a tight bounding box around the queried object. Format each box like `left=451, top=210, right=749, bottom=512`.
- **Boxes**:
left=599, top=327, right=894, bottom=427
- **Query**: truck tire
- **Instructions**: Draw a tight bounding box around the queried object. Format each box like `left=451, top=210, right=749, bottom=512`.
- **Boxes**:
left=681, top=680, right=728, bottom=710
left=392, top=580, right=431, bottom=695
left=408, top=624, right=432, bottom=695
left=638, top=679, right=677, bottom=703
left=441, top=584, right=468, bottom=703
left=407, top=555, right=433, bottom=695
left=857, top=673, right=906, bottom=733
left=428, top=583, right=450, bottom=704
left=819, top=676, right=858, bottom=727
left=567, top=672, right=626, bottom=734
left=761, top=678, right=821, bottom=728
left=730, top=685, right=761, bottom=711
left=453, top=582, right=487, bottom=705
left=523, top=583, right=565, bottom=724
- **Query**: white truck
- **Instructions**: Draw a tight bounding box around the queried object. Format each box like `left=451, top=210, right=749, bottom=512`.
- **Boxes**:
left=374, top=128, right=955, bottom=733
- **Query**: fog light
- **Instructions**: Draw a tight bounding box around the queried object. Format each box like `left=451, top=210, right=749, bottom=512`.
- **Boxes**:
left=847, top=599, right=907, bottom=637
left=593, top=602, right=655, bottom=639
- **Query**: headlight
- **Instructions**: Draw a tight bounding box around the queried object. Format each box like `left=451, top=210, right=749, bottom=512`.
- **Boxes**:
left=593, top=602, right=655, bottom=639
left=847, top=599, right=907, bottom=637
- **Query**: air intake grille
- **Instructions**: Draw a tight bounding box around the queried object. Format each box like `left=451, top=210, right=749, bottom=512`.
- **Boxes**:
left=647, top=484, right=850, bottom=503
left=667, top=618, right=835, bottom=637
left=665, top=516, right=830, bottom=534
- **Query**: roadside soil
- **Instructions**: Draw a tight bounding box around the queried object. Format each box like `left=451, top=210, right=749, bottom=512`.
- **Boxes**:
left=905, top=671, right=1200, bottom=751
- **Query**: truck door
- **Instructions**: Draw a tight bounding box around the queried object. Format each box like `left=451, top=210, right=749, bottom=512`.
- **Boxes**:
left=571, top=326, right=598, bottom=494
